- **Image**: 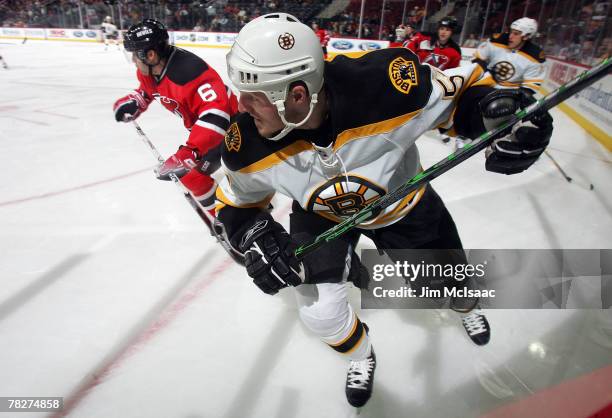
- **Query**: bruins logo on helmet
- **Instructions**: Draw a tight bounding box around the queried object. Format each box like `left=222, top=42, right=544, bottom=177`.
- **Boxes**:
left=389, top=57, right=418, bottom=95
left=492, top=61, right=516, bottom=82
left=278, top=33, right=295, bottom=50
left=307, top=176, right=386, bottom=220
left=225, top=123, right=242, bottom=152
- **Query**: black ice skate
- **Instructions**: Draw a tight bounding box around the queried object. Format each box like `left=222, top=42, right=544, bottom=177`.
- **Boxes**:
left=346, top=348, right=376, bottom=408
left=461, top=310, right=491, bottom=346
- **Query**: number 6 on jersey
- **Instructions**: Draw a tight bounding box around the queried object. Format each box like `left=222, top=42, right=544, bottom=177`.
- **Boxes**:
left=198, top=83, right=218, bottom=102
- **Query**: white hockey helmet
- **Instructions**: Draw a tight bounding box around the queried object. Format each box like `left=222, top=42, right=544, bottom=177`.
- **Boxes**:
left=226, top=13, right=325, bottom=141
left=510, top=17, right=538, bottom=39
left=104, top=16, right=112, bottom=23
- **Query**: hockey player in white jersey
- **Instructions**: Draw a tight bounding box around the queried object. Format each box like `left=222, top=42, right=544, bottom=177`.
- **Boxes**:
left=455, top=17, right=546, bottom=150
left=473, top=17, right=546, bottom=93
left=218, top=13, right=553, bottom=407
left=101, top=16, right=120, bottom=51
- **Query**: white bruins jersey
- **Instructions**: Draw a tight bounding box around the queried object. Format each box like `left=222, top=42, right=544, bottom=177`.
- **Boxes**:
left=101, top=22, right=118, bottom=36
left=474, top=33, right=545, bottom=92
left=217, top=48, right=494, bottom=229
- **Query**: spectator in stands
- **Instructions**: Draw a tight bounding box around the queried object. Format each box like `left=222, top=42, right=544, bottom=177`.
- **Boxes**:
left=193, top=19, right=205, bottom=32
left=463, top=34, right=479, bottom=48
left=580, top=36, right=597, bottom=65
left=210, top=16, right=221, bottom=32
left=389, top=24, right=416, bottom=47
left=362, top=24, right=372, bottom=39
left=596, top=40, right=611, bottom=62
left=559, top=41, right=582, bottom=62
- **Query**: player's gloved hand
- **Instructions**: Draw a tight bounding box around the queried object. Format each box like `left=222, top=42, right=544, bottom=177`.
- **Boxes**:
left=113, top=90, right=149, bottom=122
left=481, top=89, right=553, bottom=175
left=156, top=145, right=200, bottom=180
left=238, top=213, right=305, bottom=295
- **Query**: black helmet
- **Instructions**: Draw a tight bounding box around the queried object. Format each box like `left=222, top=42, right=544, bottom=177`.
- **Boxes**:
left=123, top=19, right=170, bottom=61
left=438, top=16, right=459, bottom=32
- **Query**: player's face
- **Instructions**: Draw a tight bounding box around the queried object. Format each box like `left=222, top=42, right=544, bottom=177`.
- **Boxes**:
left=509, top=30, right=525, bottom=49
left=131, top=53, right=150, bottom=75
left=238, top=92, right=284, bottom=138
left=438, top=27, right=452, bottom=43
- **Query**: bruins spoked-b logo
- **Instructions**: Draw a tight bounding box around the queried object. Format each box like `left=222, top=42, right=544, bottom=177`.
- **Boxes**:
left=278, top=33, right=295, bottom=50
left=492, top=61, right=516, bottom=82
left=389, top=57, right=419, bottom=95
left=307, top=176, right=386, bottom=220
left=225, top=123, right=242, bottom=152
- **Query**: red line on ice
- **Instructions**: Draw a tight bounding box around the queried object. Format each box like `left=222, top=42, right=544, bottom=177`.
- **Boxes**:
left=47, top=202, right=292, bottom=417
left=49, top=256, right=235, bottom=418
left=0, top=167, right=153, bottom=207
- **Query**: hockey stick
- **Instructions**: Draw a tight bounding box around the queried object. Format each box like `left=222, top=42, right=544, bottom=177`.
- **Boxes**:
left=130, top=120, right=245, bottom=265
left=295, top=57, right=611, bottom=259
left=544, top=150, right=594, bottom=191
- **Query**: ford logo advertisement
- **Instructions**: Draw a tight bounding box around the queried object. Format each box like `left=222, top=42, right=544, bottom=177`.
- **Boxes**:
left=73, top=31, right=83, bottom=38
left=86, top=31, right=97, bottom=38
left=331, top=40, right=353, bottom=50
left=359, top=42, right=382, bottom=51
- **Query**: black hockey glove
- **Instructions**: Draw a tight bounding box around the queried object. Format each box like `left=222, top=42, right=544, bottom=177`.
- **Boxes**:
left=481, top=89, right=553, bottom=175
left=238, top=213, right=305, bottom=295
left=113, top=90, right=149, bottom=122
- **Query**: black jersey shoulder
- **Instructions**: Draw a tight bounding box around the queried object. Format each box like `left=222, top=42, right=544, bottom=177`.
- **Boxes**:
left=520, top=40, right=546, bottom=63
left=489, top=32, right=509, bottom=45
left=325, top=48, right=433, bottom=134
left=165, top=47, right=209, bottom=86
left=222, top=112, right=309, bottom=172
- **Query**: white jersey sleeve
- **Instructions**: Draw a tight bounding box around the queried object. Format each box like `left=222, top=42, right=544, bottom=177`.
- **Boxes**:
left=474, top=40, right=492, bottom=61
left=216, top=163, right=276, bottom=211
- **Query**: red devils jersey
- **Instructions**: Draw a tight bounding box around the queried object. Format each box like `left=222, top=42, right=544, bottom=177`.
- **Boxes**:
left=135, top=47, right=238, bottom=156
left=405, top=32, right=461, bottom=70
left=315, top=29, right=330, bottom=47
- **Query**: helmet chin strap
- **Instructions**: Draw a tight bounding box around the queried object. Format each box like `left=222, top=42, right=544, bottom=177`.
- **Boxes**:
left=266, top=93, right=319, bottom=141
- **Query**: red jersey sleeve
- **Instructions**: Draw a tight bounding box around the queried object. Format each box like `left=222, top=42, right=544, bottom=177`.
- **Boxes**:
left=405, top=33, right=424, bottom=53
left=448, top=49, right=461, bottom=69
left=183, top=66, right=233, bottom=156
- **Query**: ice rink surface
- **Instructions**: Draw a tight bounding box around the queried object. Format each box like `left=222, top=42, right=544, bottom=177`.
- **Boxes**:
left=0, top=41, right=611, bottom=418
